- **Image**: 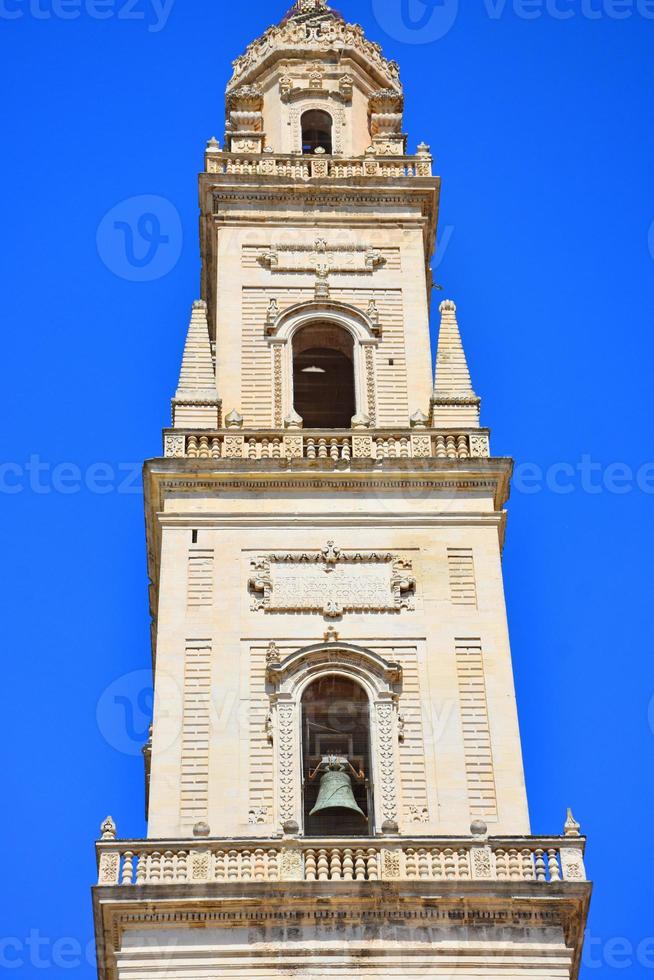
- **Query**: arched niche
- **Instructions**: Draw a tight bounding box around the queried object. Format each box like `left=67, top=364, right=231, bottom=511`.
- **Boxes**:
left=301, top=109, right=333, bottom=154
left=267, top=643, right=402, bottom=836
left=292, top=323, right=355, bottom=428
left=268, top=302, right=379, bottom=428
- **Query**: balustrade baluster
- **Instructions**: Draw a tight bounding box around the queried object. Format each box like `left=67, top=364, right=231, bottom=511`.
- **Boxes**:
left=446, top=434, right=457, bottom=459
left=121, top=851, right=134, bottom=885
left=435, top=434, right=447, bottom=458
left=521, top=848, right=535, bottom=880
left=253, top=849, right=266, bottom=880
left=305, top=849, right=317, bottom=881
left=342, top=848, right=354, bottom=881
left=176, top=851, right=188, bottom=882
left=187, top=435, right=199, bottom=458
left=318, top=438, right=328, bottom=459
left=163, top=851, right=174, bottom=882
left=494, top=848, right=508, bottom=880
left=227, top=849, right=239, bottom=880
left=354, top=849, right=366, bottom=881
left=547, top=849, right=562, bottom=882
left=317, top=849, right=330, bottom=881
left=149, top=852, right=162, bottom=882
left=269, top=849, right=279, bottom=881
left=367, top=848, right=380, bottom=881
left=135, top=852, right=147, bottom=885
left=306, top=437, right=316, bottom=459
left=444, top=848, right=456, bottom=879
left=534, top=849, right=547, bottom=882
left=330, top=848, right=343, bottom=880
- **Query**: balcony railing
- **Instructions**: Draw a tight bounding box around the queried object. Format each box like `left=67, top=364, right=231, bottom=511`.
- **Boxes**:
left=205, top=151, right=433, bottom=181
left=96, top=834, right=586, bottom=887
left=163, top=428, right=491, bottom=462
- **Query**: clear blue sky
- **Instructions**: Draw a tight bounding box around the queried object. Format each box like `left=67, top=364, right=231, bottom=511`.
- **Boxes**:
left=1, top=0, right=653, bottom=975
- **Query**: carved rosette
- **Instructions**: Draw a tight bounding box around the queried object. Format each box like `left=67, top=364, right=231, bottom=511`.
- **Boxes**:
left=98, top=852, right=120, bottom=885
left=164, top=433, right=186, bottom=458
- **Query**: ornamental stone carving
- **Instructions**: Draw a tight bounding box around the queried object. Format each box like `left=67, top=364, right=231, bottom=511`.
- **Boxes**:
left=249, top=542, right=416, bottom=616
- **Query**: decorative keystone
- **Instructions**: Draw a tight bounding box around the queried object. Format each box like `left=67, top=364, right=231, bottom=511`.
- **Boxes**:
left=225, top=410, right=244, bottom=429
left=564, top=808, right=581, bottom=838
left=100, top=816, right=116, bottom=841
left=410, top=410, right=428, bottom=429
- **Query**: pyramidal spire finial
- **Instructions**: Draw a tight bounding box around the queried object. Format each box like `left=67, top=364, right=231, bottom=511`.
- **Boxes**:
left=431, top=299, right=481, bottom=428
left=172, top=300, right=221, bottom=429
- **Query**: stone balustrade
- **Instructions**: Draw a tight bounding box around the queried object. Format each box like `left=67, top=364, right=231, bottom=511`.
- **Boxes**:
left=163, top=428, right=491, bottom=462
left=96, top=835, right=586, bottom=887
left=205, top=151, right=433, bottom=181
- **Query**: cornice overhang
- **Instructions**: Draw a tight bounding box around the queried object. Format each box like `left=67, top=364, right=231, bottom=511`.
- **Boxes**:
left=93, top=879, right=591, bottom=980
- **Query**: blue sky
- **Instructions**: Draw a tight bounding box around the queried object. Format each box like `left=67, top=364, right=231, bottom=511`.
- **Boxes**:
left=1, top=0, right=653, bottom=975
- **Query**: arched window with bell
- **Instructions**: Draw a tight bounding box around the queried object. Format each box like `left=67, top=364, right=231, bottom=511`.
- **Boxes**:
left=302, top=676, right=372, bottom=836
left=266, top=643, right=403, bottom=837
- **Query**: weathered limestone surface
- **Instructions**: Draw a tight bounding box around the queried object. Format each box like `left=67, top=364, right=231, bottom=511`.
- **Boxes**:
left=92, top=1, right=591, bottom=977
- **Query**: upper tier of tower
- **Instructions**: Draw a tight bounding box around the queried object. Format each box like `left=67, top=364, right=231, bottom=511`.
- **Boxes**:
left=223, top=0, right=407, bottom=157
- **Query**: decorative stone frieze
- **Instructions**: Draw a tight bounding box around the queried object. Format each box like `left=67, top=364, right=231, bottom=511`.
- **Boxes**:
left=249, top=542, right=416, bottom=616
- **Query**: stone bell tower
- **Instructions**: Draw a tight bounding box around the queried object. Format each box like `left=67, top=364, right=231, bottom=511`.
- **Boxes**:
left=93, top=1, right=591, bottom=977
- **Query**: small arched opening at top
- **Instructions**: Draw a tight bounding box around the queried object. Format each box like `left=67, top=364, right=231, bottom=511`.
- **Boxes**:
left=301, top=109, right=333, bottom=155
left=292, top=323, right=356, bottom=429
left=301, top=675, right=373, bottom=837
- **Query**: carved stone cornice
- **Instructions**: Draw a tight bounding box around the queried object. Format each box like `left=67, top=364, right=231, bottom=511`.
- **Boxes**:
left=227, top=15, right=402, bottom=93
left=93, top=879, right=591, bottom=980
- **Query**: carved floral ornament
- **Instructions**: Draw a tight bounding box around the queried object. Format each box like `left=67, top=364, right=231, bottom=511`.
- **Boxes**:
left=249, top=541, right=416, bottom=619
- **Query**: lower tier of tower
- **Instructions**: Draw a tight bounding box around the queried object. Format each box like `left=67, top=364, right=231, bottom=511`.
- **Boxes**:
left=93, top=880, right=590, bottom=980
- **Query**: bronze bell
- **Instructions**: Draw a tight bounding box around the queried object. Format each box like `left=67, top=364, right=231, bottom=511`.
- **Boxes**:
left=309, top=763, right=366, bottom=821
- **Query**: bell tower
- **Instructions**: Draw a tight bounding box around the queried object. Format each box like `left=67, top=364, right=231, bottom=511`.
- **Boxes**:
left=93, top=2, right=591, bottom=977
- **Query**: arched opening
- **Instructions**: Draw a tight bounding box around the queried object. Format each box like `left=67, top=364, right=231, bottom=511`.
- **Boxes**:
left=301, top=109, right=333, bottom=155
left=293, top=323, right=356, bottom=428
left=301, top=675, right=372, bottom=836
